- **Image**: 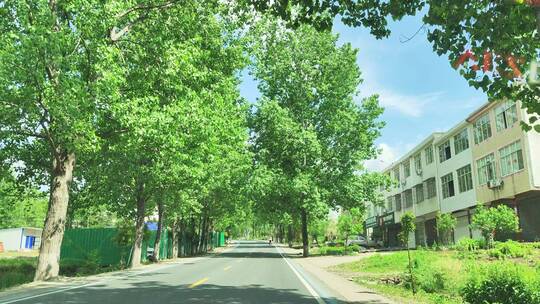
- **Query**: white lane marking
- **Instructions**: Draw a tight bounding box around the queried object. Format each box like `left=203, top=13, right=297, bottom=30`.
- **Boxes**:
left=274, top=245, right=326, bottom=304
left=0, top=258, right=203, bottom=304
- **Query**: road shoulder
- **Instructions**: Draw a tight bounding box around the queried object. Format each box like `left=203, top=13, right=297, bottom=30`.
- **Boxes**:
left=278, top=245, right=394, bottom=304
left=0, top=244, right=236, bottom=304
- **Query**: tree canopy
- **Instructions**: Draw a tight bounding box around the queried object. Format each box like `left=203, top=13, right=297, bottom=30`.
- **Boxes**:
left=249, top=21, right=386, bottom=256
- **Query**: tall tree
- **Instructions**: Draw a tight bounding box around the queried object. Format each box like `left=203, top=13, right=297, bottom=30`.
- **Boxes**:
left=79, top=1, right=249, bottom=266
left=0, top=1, right=124, bottom=280
left=250, top=21, right=385, bottom=257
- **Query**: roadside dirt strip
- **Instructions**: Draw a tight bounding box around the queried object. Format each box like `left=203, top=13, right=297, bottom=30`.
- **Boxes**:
left=279, top=246, right=395, bottom=304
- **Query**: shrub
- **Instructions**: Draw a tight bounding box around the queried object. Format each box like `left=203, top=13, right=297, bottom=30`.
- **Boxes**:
left=487, top=248, right=505, bottom=259
left=461, top=262, right=540, bottom=304
left=403, top=262, right=447, bottom=293
left=488, top=241, right=530, bottom=259
left=471, top=204, right=519, bottom=248
left=318, top=246, right=352, bottom=255
left=347, top=244, right=361, bottom=252
left=456, top=238, right=482, bottom=252
left=436, top=212, right=457, bottom=246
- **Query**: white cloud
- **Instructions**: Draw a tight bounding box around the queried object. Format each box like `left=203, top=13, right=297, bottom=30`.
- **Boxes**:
left=378, top=90, right=445, bottom=117
left=360, top=83, right=445, bottom=117
left=364, top=143, right=400, bottom=172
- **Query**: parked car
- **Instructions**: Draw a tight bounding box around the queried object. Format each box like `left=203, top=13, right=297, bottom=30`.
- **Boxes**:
left=346, top=235, right=382, bottom=248
left=324, top=240, right=344, bottom=247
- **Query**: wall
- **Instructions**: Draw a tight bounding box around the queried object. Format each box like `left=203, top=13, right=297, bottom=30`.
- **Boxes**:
left=524, top=122, right=540, bottom=188
left=435, top=125, right=477, bottom=213
left=0, top=228, right=22, bottom=251
left=471, top=102, right=533, bottom=203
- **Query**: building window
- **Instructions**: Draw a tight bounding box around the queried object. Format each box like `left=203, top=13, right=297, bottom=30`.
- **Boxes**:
left=386, top=197, right=393, bottom=212
left=441, top=173, right=455, bottom=199
left=403, top=159, right=411, bottom=178
left=457, top=164, right=473, bottom=193
left=414, top=154, right=422, bottom=174
left=393, top=168, right=400, bottom=184
left=395, top=194, right=402, bottom=211
left=404, top=190, right=413, bottom=208
left=426, top=178, right=437, bottom=199
left=476, top=153, right=496, bottom=185
left=495, top=102, right=518, bottom=131
left=438, top=140, right=452, bottom=163
left=454, top=129, right=469, bottom=155
left=473, top=114, right=492, bottom=144
left=415, top=183, right=424, bottom=203
left=425, top=146, right=434, bottom=164
left=499, top=141, right=524, bottom=176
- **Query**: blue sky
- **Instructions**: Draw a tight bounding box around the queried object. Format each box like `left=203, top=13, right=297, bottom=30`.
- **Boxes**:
left=239, top=13, right=487, bottom=171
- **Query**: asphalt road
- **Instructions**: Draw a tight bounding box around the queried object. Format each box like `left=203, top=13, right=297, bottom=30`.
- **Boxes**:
left=0, top=241, right=341, bottom=304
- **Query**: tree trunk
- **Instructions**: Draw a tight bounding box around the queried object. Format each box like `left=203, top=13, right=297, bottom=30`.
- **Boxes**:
left=407, top=247, right=416, bottom=294
left=34, top=152, right=75, bottom=281
left=153, top=199, right=164, bottom=261
left=288, top=224, right=293, bottom=248
left=301, top=209, right=309, bottom=257
left=190, top=217, right=196, bottom=256
left=130, top=182, right=146, bottom=268
left=199, top=216, right=208, bottom=253
left=172, top=217, right=179, bottom=258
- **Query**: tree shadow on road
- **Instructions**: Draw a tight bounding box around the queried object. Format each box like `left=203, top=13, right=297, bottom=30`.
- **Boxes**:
left=10, top=280, right=392, bottom=304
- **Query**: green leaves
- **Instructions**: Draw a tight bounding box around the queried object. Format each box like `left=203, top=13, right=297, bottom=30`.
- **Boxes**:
left=249, top=20, right=386, bottom=235
left=244, top=0, right=424, bottom=37
left=471, top=204, right=520, bottom=247
left=422, top=1, right=540, bottom=130
left=399, top=211, right=416, bottom=244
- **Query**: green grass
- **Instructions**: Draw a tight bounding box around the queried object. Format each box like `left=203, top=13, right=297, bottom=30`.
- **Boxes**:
left=331, top=246, right=540, bottom=304
left=0, top=257, right=36, bottom=290
left=356, top=278, right=463, bottom=304
left=0, top=257, right=125, bottom=291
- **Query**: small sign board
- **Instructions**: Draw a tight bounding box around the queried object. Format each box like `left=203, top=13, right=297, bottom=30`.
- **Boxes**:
left=365, top=216, right=378, bottom=228
left=378, top=212, right=395, bottom=226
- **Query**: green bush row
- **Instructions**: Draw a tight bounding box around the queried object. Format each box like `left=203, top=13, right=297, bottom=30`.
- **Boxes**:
left=0, top=258, right=36, bottom=290
left=487, top=240, right=531, bottom=259
left=0, top=256, right=123, bottom=290
left=318, top=245, right=361, bottom=255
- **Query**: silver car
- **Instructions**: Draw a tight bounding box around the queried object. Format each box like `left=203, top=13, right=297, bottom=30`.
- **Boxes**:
left=346, top=235, right=382, bottom=248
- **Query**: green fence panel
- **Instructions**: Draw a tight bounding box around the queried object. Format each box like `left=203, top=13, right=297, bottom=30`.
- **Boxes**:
left=140, top=229, right=172, bottom=261
left=60, top=228, right=131, bottom=266
left=219, top=232, right=225, bottom=247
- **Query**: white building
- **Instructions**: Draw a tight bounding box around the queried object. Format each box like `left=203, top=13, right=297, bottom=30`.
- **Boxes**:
left=365, top=100, right=540, bottom=247
left=0, top=227, right=42, bottom=251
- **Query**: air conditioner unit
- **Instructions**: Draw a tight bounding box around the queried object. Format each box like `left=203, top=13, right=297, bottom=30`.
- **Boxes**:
left=401, top=180, right=407, bottom=187
left=487, top=179, right=503, bottom=189
left=416, top=168, right=423, bottom=175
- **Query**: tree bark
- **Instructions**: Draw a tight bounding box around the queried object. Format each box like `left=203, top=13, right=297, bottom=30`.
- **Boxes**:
left=301, top=209, right=309, bottom=257
left=34, top=152, right=75, bottom=281
left=199, top=216, right=208, bottom=253
left=171, top=217, right=179, bottom=258
left=130, top=182, right=146, bottom=268
left=190, top=217, right=196, bottom=256
left=152, top=199, right=164, bottom=261
left=288, top=224, right=293, bottom=248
